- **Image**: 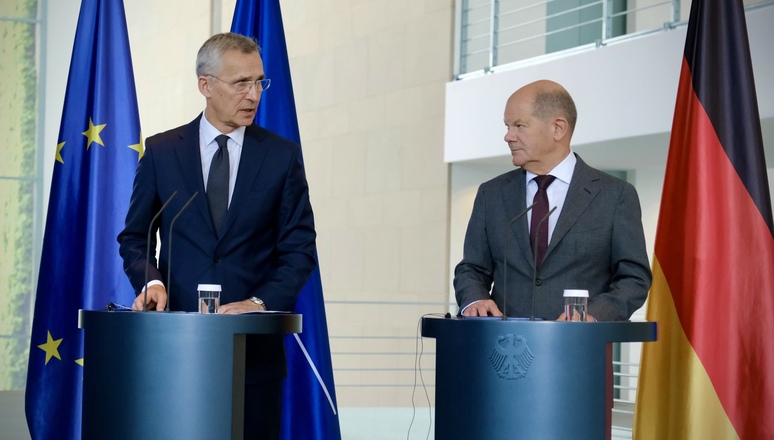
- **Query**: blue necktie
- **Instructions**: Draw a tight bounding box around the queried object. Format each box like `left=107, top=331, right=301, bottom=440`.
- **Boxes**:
left=207, top=135, right=230, bottom=236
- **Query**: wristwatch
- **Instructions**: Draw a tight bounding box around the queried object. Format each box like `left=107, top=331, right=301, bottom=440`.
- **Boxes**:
left=248, top=297, right=266, bottom=310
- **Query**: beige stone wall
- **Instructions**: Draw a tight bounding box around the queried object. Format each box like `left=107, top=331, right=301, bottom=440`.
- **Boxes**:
left=120, top=0, right=454, bottom=408
left=281, top=0, right=454, bottom=407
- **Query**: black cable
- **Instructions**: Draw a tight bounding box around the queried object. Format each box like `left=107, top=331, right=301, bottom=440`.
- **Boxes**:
left=407, top=313, right=446, bottom=440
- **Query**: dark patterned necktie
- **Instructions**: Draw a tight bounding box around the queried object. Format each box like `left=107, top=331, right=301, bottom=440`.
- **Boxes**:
left=207, top=135, right=230, bottom=236
left=530, top=174, right=556, bottom=270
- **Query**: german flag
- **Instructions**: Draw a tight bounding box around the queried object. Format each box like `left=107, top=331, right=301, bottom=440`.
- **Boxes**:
left=633, top=0, right=774, bottom=438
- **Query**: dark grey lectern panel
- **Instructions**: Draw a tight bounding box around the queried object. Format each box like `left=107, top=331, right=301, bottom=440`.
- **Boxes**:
left=79, top=311, right=301, bottom=440
left=422, top=318, right=656, bottom=440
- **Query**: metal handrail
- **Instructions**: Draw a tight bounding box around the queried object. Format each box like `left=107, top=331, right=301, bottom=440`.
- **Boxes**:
left=456, top=0, right=774, bottom=77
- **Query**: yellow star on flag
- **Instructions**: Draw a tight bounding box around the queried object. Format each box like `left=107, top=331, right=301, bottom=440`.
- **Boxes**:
left=75, top=358, right=84, bottom=367
left=82, top=118, right=106, bottom=150
left=38, top=331, right=63, bottom=365
left=129, top=131, right=144, bottom=160
left=56, top=141, right=65, bottom=164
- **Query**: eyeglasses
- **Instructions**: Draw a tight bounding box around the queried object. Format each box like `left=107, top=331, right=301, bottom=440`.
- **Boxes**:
left=208, top=75, right=271, bottom=94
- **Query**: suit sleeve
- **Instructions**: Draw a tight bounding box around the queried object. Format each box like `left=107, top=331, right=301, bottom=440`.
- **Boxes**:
left=454, top=185, right=496, bottom=311
left=252, top=144, right=317, bottom=311
left=117, top=143, right=163, bottom=293
left=589, top=182, right=652, bottom=321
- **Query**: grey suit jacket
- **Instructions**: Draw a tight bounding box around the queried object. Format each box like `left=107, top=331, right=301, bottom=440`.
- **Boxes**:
left=454, top=154, right=651, bottom=321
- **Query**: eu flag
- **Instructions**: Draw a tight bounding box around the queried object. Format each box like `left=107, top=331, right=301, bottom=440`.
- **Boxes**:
left=232, top=1, right=342, bottom=439
left=25, top=0, right=141, bottom=438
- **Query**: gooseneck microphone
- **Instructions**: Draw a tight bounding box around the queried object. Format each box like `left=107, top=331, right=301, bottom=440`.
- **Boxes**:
left=502, top=202, right=537, bottom=320
left=143, top=191, right=178, bottom=312
left=165, top=192, right=199, bottom=312
left=530, top=206, right=557, bottom=321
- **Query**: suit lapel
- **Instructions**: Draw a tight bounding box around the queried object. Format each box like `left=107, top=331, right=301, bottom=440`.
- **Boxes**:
left=174, top=115, right=214, bottom=233
left=546, top=156, right=599, bottom=259
left=218, top=124, right=269, bottom=238
left=499, top=169, right=535, bottom=268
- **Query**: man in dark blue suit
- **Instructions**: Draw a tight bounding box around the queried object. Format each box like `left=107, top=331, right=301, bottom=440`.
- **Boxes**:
left=118, top=33, right=316, bottom=439
left=454, top=80, right=651, bottom=321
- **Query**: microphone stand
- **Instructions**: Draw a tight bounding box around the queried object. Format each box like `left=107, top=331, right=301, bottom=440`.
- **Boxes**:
left=502, top=202, right=536, bottom=320
left=143, top=191, right=178, bottom=312
left=166, top=192, right=199, bottom=312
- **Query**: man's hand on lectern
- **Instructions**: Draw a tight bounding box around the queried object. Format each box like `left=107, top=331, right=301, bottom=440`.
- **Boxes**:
left=556, top=312, right=596, bottom=322
left=132, top=285, right=167, bottom=311
left=462, top=299, right=503, bottom=317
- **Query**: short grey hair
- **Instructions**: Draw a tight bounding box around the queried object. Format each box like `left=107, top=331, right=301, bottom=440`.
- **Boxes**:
left=532, top=88, right=578, bottom=133
left=196, top=32, right=261, bottom=77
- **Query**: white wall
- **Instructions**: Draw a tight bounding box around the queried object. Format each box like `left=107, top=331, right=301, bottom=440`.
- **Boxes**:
left=444, top=5, right=774, bottom=167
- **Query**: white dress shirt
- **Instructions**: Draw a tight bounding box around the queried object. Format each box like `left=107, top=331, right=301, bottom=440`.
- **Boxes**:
left=199, top=111, right=245, bottom=207
left=525, top=151, right=576, bottom=244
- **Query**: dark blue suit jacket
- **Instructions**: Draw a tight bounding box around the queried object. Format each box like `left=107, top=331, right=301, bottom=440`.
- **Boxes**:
left=118, top=115, right=316, bottom=378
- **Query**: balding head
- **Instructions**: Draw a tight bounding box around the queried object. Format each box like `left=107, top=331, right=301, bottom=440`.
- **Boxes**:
left=509, top=80, right=577, bottom=134
left=503, top=80, right=577, bottom=174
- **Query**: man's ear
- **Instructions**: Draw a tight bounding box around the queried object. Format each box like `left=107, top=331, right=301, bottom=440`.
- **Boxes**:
left=553, top=117, right=569, bottom=141
left=198, top=76, right=211, bottom=98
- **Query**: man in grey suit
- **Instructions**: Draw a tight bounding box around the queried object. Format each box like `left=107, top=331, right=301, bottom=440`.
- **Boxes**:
left=454, top=80, right=651, bottom=321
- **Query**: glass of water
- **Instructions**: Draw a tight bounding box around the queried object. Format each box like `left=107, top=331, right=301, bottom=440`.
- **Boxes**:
left=563, top=289, right=588, bottom=321
left=197, top=284, right=221, bottom=314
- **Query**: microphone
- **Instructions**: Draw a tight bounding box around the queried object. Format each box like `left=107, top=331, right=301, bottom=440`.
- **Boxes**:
left=166, top=192, right=199, bottom=312
left=502, top=202, right=537, bottom=320
left=530, top=206, right=557, bottom=321
left=143, top=191, right=178, bottom=312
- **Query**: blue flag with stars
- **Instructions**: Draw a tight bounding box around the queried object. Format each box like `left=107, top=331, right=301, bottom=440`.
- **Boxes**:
left=25, top=0, right=141, bottom=438
left=232, top=1, right=342, bottom=439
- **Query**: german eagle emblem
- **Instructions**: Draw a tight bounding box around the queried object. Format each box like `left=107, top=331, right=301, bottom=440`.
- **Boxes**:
left=489, top=334, right=534, bottom=380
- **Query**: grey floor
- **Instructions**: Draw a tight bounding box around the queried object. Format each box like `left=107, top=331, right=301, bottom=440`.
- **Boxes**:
left=2, top=391, right=633, bottom=439
left=340, top=407, right=435, bottom=440
left=0, top=391, right=433, bottom=440
left=0, top=391, right=30, bottom=440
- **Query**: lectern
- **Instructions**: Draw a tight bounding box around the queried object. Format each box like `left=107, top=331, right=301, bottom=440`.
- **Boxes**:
left=79, top=310, right=301, bottom=440
left=422, top=317, right=656, bottom=440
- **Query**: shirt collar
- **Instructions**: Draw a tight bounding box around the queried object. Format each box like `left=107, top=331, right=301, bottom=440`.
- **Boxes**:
left=200, top=111, right=246, bottom=147
left=525, top=150, right=577, bottom=184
